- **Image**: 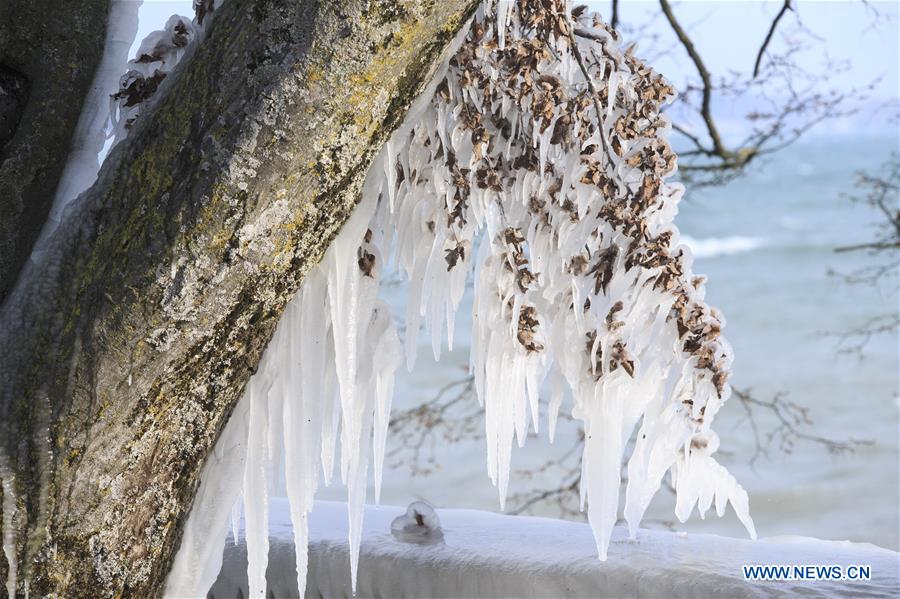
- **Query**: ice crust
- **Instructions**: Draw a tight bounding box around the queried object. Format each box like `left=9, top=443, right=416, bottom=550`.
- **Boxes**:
left=210, top=499, right=900, bottom=599
left=169, top=1, right=758, bottom=597
left=32, top=0, right=220, bottom=261
left=32, top=0, right=143, bottom=256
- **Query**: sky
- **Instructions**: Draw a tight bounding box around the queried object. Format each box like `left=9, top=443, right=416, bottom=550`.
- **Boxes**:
left=585, top=1, right=898, bottom=98
left=584, top=1, right=899, bottom=138
left=132, top=0, right=899, bottom=139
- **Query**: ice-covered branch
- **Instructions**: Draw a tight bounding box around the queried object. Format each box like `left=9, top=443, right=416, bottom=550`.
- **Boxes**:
left=174, top=1, right=757, bottom=595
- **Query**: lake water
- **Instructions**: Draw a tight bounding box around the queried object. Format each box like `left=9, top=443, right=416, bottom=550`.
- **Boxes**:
left=317, top=135, right=899, bottom=552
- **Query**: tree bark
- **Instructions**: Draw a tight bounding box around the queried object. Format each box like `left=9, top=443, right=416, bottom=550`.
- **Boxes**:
left=0, top=0, right=477, bottom=596
left=0, top=0, right=110, bottom=303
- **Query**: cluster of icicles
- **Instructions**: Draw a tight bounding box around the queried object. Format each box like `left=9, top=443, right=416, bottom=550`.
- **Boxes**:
left=167, top=1, right=756, bottom=596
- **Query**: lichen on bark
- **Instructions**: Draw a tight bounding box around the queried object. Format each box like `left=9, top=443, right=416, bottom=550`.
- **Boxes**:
left=0, top=0, right=478, bottom=596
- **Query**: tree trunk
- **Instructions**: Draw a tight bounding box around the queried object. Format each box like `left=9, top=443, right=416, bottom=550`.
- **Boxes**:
left=0, top=0, right=477, bottom=596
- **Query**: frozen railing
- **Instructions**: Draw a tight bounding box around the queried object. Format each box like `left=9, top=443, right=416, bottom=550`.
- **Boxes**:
left=208, top=499, right=899, bottom=598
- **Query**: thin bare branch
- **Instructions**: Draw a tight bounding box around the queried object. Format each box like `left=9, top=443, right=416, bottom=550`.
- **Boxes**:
left=753, top=1, right=793, bottom=78
left=827, top=154, right=900, bottom=355
left=834, top=241, right=900, bottom=253
left=658, top=0, right=727, bottom=156
left=732, top=388, right=870, bottom=464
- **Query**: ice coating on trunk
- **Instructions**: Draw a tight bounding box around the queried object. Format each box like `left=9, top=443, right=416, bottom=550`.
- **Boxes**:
left=31, top=0, right=223, bottom=267
left=32, top=0, right=142, bottom=256
left=164, top=397, right=250, bottom=598
left=168, top=1, right=755, bottom=596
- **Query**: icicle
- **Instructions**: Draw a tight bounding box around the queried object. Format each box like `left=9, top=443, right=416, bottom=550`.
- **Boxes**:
left=548, top=367, right=565, bottom=442
left=384, top=142, right=397, bottom=212
left=231, top=499, right=241, bottom=546
left=282, top=273, right=323, bottom=597
left=671, top=433, right=757, bottom=539
left=2, top=471, right=17, bottom=599
left=580, top=389, right=629, bottom=560
left=319, top=356, right=340, bottom=486
left=496, top=0, right=513, bottom=50
left=371, top=300, right=403, bottom=504
left=243, top=381, right=272, bottom=598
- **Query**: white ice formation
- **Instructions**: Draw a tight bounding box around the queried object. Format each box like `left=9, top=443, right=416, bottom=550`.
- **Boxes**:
left=168, top=0, right=756, bottom=597
left=2, top=469, right=18, bottom=599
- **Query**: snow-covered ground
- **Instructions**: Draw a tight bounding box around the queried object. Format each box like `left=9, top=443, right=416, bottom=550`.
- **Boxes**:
left=208, top=499, right=899, bottom=598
